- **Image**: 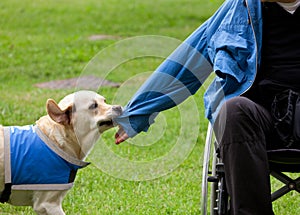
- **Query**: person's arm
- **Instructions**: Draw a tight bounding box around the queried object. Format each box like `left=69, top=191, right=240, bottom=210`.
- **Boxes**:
left=114, top=0, right=263, bottom=144
left=113, top=25, right=213, bottom=144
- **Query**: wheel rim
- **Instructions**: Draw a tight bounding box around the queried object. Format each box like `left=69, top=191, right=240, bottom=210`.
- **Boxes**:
left=201, top=123, right=214, bottom=214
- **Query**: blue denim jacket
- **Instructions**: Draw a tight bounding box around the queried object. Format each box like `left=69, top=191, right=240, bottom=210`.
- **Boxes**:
left=114, top=0, right=263, bottom=137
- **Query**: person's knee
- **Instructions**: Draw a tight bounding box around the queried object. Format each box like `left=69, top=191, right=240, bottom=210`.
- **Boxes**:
left=218, top=96, right=254, bottom=122
left=214, top=96, right=260, bottom=144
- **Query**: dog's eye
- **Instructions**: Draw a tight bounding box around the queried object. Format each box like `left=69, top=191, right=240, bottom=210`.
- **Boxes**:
left=89, top=102, right=98, bottom=110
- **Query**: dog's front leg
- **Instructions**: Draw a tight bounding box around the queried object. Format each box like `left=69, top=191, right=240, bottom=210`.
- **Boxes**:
left=32, top=190, right=67, bottom=215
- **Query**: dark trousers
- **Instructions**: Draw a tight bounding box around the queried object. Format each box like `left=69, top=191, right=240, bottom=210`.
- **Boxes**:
left=213, top=96, right=280, bottom=215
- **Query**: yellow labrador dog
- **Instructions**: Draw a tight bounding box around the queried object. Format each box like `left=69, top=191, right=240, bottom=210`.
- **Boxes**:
left=0, top=90, right=122, bottom=214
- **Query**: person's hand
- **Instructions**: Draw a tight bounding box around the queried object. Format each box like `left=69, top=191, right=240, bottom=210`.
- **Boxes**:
left=115, top=126, right=129, bottom=144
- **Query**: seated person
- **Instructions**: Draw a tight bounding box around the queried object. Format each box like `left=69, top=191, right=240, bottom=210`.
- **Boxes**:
left=114, top=0, right=300, bottom=214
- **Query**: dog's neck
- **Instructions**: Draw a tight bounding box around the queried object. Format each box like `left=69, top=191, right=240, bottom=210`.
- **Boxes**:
left=36, top=116, right=85, bottom=160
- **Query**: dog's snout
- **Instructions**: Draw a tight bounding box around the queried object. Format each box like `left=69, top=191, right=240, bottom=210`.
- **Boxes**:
left=112, top=105, right=123, bottom=115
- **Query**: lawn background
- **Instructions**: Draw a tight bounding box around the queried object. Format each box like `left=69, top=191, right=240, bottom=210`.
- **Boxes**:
left=1, top=0, right=299, bottom=214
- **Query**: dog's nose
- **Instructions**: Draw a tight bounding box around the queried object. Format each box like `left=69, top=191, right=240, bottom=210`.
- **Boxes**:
left=112, top=105, right=123, bottom=115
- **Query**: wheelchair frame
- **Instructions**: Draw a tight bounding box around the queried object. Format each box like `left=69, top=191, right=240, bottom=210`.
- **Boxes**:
left=201, top=123, right=300, bottom=215
left=201, top=123, right=229, bottom=215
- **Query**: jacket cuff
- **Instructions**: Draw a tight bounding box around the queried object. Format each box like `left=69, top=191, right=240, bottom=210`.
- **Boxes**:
left=113, top=115, right=153, bottom=138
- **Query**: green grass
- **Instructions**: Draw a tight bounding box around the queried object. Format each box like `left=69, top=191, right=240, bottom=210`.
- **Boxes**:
left=1, top=0, right=299, bottom=214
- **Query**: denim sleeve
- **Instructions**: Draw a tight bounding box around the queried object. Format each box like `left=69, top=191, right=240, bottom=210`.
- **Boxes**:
left=114, top=24, right=213, bottom=137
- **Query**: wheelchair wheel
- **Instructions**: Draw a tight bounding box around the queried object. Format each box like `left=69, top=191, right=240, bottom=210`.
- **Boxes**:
left=201, top=123, right=229, bottom=215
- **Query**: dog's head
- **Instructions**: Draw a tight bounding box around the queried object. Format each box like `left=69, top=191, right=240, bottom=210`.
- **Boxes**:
left=45, top=90, right=122, bottom=157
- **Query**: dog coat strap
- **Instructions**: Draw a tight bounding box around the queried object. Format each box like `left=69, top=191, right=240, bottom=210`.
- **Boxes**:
left=0, top=183, right=12, bottom=203
left=34, top=125, right=90, bottom=167
left=69, top=170, right=78, bottom=183
left=3, top=127, right=11, bottom=184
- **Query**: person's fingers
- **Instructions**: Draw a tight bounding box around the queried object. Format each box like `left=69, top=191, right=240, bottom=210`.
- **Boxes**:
left=115, top=132, right=129, bottom=144
left=115, top=128, right=129, bottom=144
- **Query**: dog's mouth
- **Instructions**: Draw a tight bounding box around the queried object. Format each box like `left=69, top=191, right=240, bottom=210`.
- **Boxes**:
left=97, top=119, right=114, bottom=128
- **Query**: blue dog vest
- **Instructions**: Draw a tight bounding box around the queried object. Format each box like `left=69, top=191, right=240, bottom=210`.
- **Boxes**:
left=0, top=125, right=90, bottom=202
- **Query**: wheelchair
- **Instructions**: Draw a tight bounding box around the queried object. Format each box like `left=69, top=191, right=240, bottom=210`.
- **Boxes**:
left=201, top=123, right=300, bottom=215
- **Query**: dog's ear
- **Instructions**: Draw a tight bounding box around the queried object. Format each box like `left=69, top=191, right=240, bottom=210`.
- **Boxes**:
left=46, top=99, right=73, bottom=125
